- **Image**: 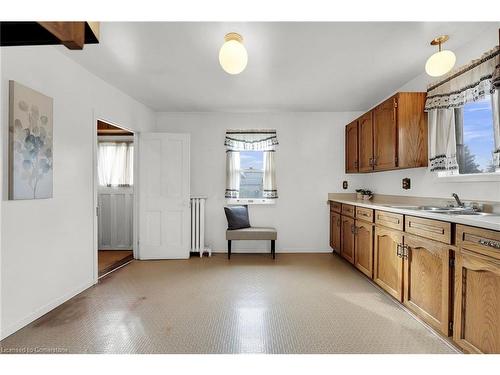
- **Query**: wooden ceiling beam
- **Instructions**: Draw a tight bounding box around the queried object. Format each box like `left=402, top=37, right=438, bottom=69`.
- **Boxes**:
left=38, top=22, right=85, bottom=50
left=0, top=21, right=99, bottom=49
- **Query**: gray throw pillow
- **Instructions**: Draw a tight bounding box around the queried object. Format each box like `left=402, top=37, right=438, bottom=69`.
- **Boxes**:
left=224, top=205, right=251, bottom=230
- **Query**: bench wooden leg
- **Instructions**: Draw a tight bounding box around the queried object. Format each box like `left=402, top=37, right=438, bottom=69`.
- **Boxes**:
left=271, top=240, right=275, bottom=259
left=228, top=240, right=231, bottom=260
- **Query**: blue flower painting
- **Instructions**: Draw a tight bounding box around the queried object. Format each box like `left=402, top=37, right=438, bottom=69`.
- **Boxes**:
left=9, top=81, right=53, bottom=200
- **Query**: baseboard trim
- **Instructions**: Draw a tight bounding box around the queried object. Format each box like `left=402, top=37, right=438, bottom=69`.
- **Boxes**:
left=0, top=279, right=95, bottom=341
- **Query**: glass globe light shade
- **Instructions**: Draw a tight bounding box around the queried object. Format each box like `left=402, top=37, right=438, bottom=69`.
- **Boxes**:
left=425, top=50, right=456, bottom=77
left=219, top=36, right=248, bottom=75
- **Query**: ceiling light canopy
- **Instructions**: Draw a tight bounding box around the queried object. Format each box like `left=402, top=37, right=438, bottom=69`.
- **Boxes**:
left=425, top=35, right=456, bottom=77
left=219, top=32, right=248, bottom=75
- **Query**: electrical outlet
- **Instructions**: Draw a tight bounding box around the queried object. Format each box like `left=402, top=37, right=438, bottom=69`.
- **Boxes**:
left=342, top=181, right=348, bottom=190
left=402, top=178, right=411, bottom=190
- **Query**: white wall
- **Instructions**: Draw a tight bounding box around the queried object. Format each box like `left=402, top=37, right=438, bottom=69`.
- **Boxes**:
left=155, top=112, right=362, bottom=254
left=0, top=45, right=155, bottom=339
left=355, top=24, right=500, bottom=202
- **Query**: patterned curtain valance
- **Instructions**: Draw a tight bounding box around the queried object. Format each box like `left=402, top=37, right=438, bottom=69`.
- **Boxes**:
left=224, top=129, right=278, bottom=151
left=425, top=46, right=499, bottom=111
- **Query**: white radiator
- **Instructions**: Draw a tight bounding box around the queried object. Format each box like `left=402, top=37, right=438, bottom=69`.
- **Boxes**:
left=190, top=196, right=211, bottom=257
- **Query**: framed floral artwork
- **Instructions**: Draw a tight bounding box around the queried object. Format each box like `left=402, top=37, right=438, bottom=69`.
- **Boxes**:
left=9, top=80, right=53, bottom=200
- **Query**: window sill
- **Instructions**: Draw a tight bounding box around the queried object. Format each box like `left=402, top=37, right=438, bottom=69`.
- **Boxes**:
left=226, top=198, right=276, bottom=205
left=434, top=172, right=500, bottom=183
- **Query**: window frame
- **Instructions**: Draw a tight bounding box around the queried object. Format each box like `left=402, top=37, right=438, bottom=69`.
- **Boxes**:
left=433, top=171, right=500, bottom=183
left=225, top=149, right=277, bottom=205
left=226, top=197, right=276, bottom=205
left=436, top=94, right=499, bottom=181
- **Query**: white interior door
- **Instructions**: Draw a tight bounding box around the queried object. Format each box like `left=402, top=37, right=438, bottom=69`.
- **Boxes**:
left=138, top=133, right=190, bottom=259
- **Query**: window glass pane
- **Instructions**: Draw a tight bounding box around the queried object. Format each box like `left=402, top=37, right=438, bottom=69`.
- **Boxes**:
left=459, top=96, right=495, bottom=174
left=98, top=142, right=134, bottom=186
left=239, top=151, right=263, bottom=198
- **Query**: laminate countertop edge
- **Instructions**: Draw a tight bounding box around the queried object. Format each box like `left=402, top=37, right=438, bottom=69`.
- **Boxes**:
left=328, top=196, right=500, bottom=232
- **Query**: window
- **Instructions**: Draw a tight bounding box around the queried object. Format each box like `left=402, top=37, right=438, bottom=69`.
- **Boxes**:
left=225, top=129, right=278, bottom=204
left=455, top=95, right=497, bottom=174
left=239, top=151, right=264, bottom=198
left=97, top=142, right=134, bottom=186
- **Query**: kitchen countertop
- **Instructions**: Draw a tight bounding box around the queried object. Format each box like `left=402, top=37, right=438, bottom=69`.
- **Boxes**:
left=328, top=193, right=500, bottom=231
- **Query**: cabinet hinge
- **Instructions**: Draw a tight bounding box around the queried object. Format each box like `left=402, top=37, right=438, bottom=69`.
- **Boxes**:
left=449, top=258, right=455, bottom=267
left=449, top=321, right=453, bottom=332
left=395, top=156, right=398, bottom=165
left=394, top=100, right=398, bottom=108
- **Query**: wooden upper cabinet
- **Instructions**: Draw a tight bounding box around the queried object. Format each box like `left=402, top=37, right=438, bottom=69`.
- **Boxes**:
left=345, top=92, right=427, bottom=173
left=358, top=111, right=374, bottom=172
left=345, top=121, right=358, bottom=173
left=373, top=96, right=398, bottom=171
left=397, top=92, right=428, bottom=168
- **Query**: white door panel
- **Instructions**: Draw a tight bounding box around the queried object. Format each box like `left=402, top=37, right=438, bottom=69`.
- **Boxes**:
left=139, top=133, right=190, bottom=259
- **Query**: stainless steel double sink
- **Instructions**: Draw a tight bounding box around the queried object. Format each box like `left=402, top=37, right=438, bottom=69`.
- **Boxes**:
left=385, top=205, right=495, bottom=216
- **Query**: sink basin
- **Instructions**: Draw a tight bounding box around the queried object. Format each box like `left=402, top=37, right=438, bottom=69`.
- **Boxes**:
left=386, top=205, right=497, bottom=216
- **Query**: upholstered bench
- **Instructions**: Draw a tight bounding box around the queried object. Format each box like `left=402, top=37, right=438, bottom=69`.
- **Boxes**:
left=226, top=227, right=277, bottom=259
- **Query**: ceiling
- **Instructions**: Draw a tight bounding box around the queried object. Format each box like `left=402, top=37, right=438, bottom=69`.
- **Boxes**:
left=62, top=22, right=496, bottom=112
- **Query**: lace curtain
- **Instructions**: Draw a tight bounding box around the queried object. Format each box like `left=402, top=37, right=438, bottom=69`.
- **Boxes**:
left=425, top=46, right=500, bottom=173
left=225, top=130, right=278, bottom=199
left=98, top=142, right=134, bottom=186
left=225, top=151, right=240, bottom=198
left=493, top=90, right=500, bottom=170
left=263, top=151, right=278, bottom=199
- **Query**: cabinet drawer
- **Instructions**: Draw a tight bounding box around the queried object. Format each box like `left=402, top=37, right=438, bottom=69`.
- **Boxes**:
left=405, top=216, right=451, bottom=244
left=342, top=204, right=355, bottom=217
left=330, top=201, right=341, bottom=213
left=356, top=207, right=373, bottom=222
left=375, top=210, right=403, bottom=231
left=456, top=225, right=500, bottom=260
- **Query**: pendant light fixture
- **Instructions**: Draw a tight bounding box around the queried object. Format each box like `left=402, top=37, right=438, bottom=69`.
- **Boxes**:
left=425, top=35, right=456, bottom=77
left=219, top=32, right=248, bottom=75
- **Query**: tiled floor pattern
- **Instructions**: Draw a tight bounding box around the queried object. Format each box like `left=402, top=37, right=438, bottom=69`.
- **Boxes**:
left=0, top=253, right=456, bottom=354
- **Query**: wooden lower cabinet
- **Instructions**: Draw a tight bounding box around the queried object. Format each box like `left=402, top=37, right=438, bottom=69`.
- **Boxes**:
left=330, top=211, right=341, bottom=253
left=374, top=226, right=403, bottom=301
left=454, top=249, right=500, bottom=353
left=403, top=235, right=452, bottom=336
left=327, top=205, right=500, bottom=353
left=341, top=216, right=355, bottom=264
left=354, top=220, right=373, bottom=278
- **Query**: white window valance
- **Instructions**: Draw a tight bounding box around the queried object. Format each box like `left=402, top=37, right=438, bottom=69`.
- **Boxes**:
left=425, top=46, right=499, bottom=111
left=224, top=129, right=278, bottom=151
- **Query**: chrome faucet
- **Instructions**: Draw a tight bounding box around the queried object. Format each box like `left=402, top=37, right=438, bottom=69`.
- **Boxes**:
left=452, top=193, right=465, bottom=208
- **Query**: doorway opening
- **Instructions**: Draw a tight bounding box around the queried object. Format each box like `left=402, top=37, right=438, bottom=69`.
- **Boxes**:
left=96, top=120, right=135, bottom=278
